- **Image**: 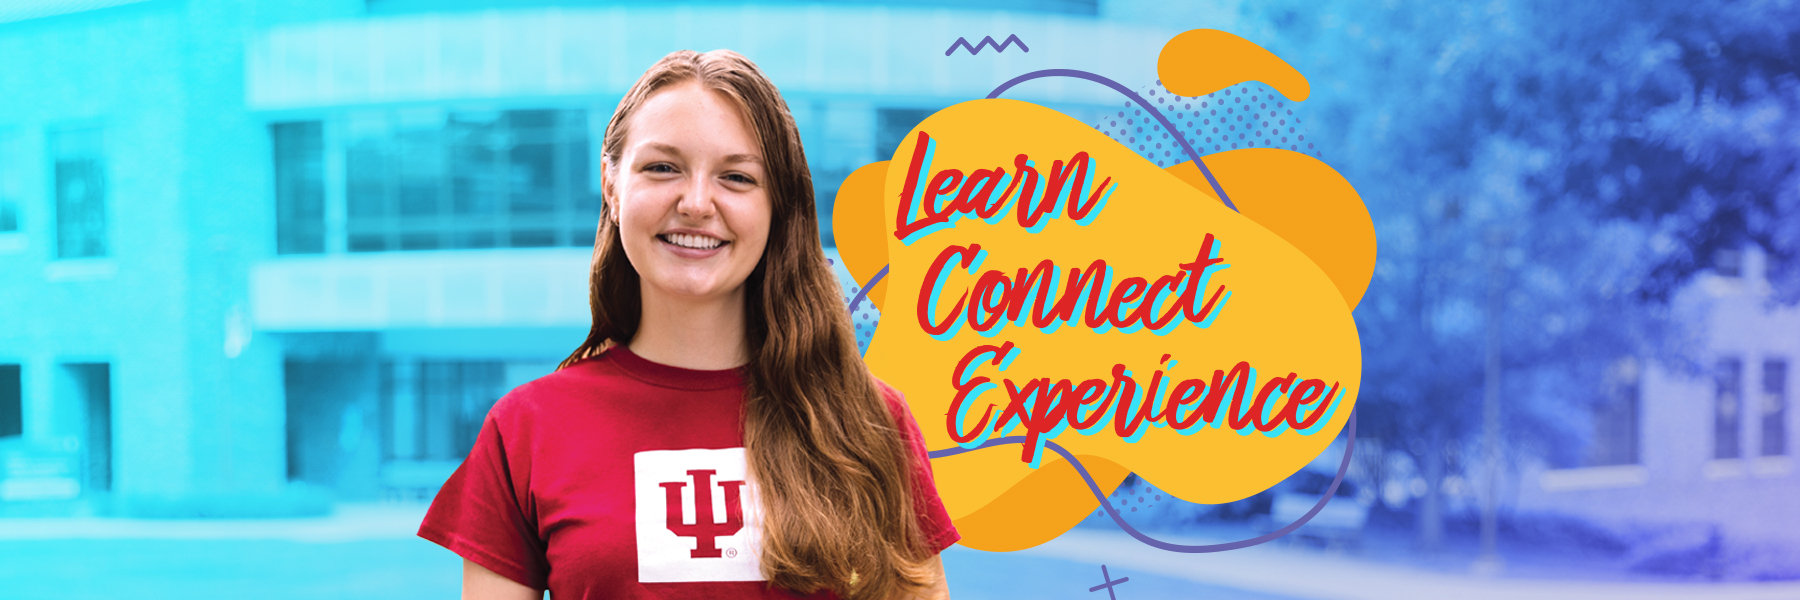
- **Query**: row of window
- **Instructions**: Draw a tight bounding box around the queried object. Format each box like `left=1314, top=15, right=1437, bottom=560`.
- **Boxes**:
left=1572, top=355, right=1790, bottom=469
left=275, top=109, right=604, bottom=254
left=273, top=105, right=934, bottom=254
left=0, top=127, right=111, bottom=259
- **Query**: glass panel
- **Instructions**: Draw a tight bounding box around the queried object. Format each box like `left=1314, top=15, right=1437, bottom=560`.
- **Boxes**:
left=450, top=229, right=495, bottom=249
left=334, top=108, right=601, bottom=252
left=1764, top=358, right=1788, bottom=456
left=0, top=364, right=21, bottom=438
left=509, top=229, right=554, bottom=247
left=508, top=141, right=557, bottom=215
left=1586, top=357, right=1641, bottom=466
left=450, top=131, right=501, bottom=216
left=1715, top=358, right=1742, bottom=459
left=877, top=108, right=934, bottom=161
left=52, top=128, right=106, bottom=259
left=0, top=130, right=22, bottom=233
left=272, top=122, right=325, bottom=254
left=347, top=234, right=386, bottom=253
left=395, top=128, right=444, bottom=218
left=346, top=140, right=389, bottom=218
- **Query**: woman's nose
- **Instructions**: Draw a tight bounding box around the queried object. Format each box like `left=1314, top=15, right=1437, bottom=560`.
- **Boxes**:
left=676, top=175, right=717, bottom=219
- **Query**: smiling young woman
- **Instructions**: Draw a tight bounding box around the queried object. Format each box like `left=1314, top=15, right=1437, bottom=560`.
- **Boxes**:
left=417, top=50, right=958, bottom=600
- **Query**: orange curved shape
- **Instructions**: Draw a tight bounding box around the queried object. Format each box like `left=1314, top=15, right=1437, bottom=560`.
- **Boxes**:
left=1166, top=150, right=1376, bottom=310
left=831, top=161, right=891, bottom=309
left=1158, top=29, right=1310, bottom=102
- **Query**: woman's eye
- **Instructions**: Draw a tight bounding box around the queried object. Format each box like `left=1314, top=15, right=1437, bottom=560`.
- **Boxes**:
left=646, top=163, right=676, bottom=173
left=724, top=173, right=757, bottom=185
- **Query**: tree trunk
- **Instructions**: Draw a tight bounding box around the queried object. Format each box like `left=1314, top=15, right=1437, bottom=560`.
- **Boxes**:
left=1418, top=442, right=1445, bottom=551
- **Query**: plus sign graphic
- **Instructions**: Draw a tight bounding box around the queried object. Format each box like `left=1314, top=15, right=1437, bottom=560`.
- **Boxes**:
left=1089, top=564, right=1130, bottom=599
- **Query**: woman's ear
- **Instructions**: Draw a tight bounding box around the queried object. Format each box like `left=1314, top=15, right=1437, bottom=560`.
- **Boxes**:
left=601, top=161, right=619, bottom=223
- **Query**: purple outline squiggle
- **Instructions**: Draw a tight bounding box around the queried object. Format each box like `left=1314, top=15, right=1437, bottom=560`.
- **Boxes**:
left=927, top=409, right=1357, bottom=553
left=985, top=68, right=1239, bottom=212
left=852, top=69, right=1349, bottom=553
left=847, top=264, right=888, bottom=315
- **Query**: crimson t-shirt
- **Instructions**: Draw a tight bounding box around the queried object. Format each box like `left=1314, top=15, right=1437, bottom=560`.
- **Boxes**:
left=418, top=346, right=960, bottom=599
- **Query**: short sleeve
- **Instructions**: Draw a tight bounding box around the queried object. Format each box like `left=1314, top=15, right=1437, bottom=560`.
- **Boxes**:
left=876, top=379, right=962, bottom=554
left=418, top=396, right=550, bottom=590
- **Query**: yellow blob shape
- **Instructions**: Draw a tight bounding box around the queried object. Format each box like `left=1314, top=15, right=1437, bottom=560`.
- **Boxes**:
left=1166, top=149, right=1376, bottom=309
left=1158, top=29, right=1310, bottom=101
left=865, top=98, right=1360, bottom=551
left=832, top=160, right=892, bottom=309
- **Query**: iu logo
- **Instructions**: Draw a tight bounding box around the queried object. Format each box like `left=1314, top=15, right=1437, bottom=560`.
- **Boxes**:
left=660, top=469, right=745, bottom=558
left=634, top=448, right=765, bottom=583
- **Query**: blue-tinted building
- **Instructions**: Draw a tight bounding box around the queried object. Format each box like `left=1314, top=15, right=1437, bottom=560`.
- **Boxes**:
left=0, top=0, right=1184, bottom=516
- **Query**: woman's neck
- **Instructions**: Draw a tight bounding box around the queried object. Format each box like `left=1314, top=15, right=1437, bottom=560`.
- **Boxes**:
left=629, top=286, right=751, bottom=370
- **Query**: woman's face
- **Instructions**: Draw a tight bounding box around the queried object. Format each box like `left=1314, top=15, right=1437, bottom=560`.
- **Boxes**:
left=610, top=82, right=772, bottom=306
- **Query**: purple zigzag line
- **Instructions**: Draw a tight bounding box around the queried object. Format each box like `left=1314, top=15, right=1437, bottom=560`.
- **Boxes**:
left=944, top=37, right=977, bottom=56
left=945, top=34, right=1030, bottom=56
left=986, top=68, right=1239, bottom=212
left=928, top=408, right=1357, bottom=553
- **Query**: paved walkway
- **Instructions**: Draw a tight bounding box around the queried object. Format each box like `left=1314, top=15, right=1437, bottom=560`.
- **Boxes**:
left=1020, top=528, right=1800, bottom=600
left=0, top=503, right=428, bottom=543
left=5, top=506, right=1799, bottom=599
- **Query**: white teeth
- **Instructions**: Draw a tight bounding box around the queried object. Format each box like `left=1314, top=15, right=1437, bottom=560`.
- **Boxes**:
left=665, top=233, right=723, bottom=250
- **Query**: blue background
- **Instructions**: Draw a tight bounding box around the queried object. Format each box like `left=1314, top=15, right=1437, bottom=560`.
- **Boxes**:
left=1, top=0, right=1796, bottom=598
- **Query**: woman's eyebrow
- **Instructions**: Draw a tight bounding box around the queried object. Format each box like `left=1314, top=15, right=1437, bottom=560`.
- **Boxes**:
left=643, top=142, right=683, bottom=157
left=639, top=142, right=760, bottom=166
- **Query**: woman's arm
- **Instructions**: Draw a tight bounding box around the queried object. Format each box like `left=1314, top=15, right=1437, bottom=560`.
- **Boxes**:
left=462, top=559, right=543, bottom=600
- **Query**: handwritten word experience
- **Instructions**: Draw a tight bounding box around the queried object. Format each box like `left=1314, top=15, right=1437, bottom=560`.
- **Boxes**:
left=893, top=131, right=1345, bottom=466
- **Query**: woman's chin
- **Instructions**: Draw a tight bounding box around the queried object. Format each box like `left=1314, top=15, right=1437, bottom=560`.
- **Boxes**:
left=644, top=278, right=745, bottom=304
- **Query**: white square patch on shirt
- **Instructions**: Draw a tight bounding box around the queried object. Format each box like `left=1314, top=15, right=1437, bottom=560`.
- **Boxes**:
left=633, top=447, right=766, bottom=583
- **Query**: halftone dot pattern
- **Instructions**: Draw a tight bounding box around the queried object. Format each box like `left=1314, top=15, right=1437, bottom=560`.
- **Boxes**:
left=1092, top=81, right=1321, bottom=168
left=1101, top=476, right=1166, bottom=514
left=849, top=287, right=880, bottom=355
left=827, top=256, right=883, bottom=356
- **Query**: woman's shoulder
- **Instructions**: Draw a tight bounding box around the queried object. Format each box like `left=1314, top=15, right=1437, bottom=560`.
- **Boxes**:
left=869, top=376, right=915, bottom=422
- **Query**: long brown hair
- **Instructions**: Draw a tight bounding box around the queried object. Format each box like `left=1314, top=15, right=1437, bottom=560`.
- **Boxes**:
left=559, top=50, right=934, bottom=598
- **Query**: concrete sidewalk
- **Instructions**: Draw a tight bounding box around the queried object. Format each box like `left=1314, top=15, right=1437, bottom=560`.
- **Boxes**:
left=6, top=506, right=1798, bottom=600
left=1021, top=528, right=1800, bottom=600
left=0, top=503, right=429, bottom=543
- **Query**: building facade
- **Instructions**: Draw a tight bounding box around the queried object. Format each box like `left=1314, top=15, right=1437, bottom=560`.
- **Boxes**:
left=0, top=0, right=1181, bottom=516
left=1516, top=246, right=1800, bottom=560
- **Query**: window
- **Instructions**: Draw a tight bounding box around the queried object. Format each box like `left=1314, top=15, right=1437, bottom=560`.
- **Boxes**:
left=1714, top=248, right=1743, bottom=278
left=1585, top=357, right=1641, bottom=466
left=1764, top=358, right=1788, bottom=456
left=273, top=122, right=325, bottom=254
left=0, top=364, right=21, bottom=438
left=876, top=108, right=934, bottom=163
left=338, top=109, right=599, bottom=253
left=1715, top=358, right=1743, bottom=459
left=51, top=127, right=107, bottom=259
left=0, top=130, right=22, bottom=234
left=382, top=360, right=504, bottom=462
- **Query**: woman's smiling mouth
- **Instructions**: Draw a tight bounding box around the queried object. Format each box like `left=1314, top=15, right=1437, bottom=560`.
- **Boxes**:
left=659, top=232, right=728, bottom=252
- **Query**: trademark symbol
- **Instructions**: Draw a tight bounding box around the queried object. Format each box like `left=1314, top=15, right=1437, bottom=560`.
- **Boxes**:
left=725, top=548, right=738, bottom=558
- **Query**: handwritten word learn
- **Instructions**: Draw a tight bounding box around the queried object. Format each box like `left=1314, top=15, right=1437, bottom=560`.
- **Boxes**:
left=947, top=342, right=1346, bottom=466
left=894, top=131, right=1120, bottom=244
left=917, top=234, right=1230, bottom=340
